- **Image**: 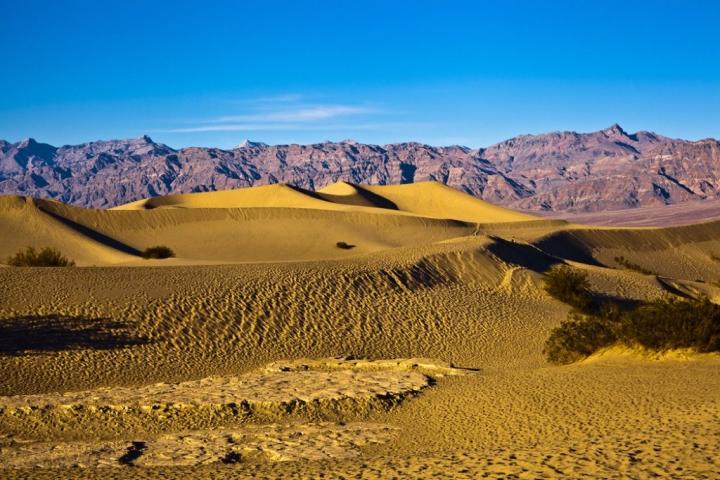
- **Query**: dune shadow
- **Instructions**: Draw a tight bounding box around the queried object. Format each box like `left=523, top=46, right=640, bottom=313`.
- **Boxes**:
left=345, top=183, right=399, bottom=210
left=0, top=315, right=150, bottom=356
left=590, top=292, right=645, bottom=312
left=295, top=182, right=400, bottom=210
left=487, top=236, right=560, bottom=273
left=655, top=277, right=695, bottom=299
left=532, top=232, right=603, bottom=266
left=37, top=204, right=143, bottom=256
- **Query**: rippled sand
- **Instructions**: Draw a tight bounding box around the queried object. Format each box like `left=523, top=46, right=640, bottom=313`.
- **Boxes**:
left=1, top=184, right=720, bottom=478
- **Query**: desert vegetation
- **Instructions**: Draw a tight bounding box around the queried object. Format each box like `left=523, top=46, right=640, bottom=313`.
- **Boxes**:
left=142, top=245, right=175, bottom=259
left=543, top=265, right=720, bottom=364
left=614, top=255, right=656, bottom=275
left=542, top=265, right=593, bottom=312
left=6, top=246, right=75, bottom=267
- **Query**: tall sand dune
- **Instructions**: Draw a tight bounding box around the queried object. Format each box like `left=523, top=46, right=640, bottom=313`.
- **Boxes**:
left=1, top=183, right=547, bottom=265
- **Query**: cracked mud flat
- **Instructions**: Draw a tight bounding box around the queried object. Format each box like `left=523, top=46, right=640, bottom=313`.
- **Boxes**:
left=1, top=423, right=399, bottom=468
left=0, top=358, right=471, bottom=469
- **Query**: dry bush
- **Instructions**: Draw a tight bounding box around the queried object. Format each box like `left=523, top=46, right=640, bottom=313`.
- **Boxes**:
left=6, top=247, right=75, bottom=267
left=544, top=296, right=720, bottom=364
left=142, top=245, right=175, bottom=259
left=543, top=265, right=592, bottom=312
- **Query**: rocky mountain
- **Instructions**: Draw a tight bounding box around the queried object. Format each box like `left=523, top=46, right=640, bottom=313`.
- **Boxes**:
left=1, top=124, right=718, bottom=212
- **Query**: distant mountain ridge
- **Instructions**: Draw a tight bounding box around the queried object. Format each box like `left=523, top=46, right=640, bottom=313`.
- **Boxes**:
left=1, top=124, right=718, bottom=213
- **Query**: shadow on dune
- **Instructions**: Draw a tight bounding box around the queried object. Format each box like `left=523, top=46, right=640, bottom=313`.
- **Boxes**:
left=0, top=315, right=150, bottom=356
left=532, top=231, right=603, bottom=266
left=655, top=277, right=695, bottom=299
left=295, top=183, right=400, bottom=210
left=36, top=202, right=143, bottom=257
left=590, top=292, right=645, bottom=312
left=487, top=236, right=561, bottom=273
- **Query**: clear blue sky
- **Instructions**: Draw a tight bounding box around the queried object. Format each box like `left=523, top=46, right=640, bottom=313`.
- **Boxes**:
left=1, top=0, right=718, bottom=148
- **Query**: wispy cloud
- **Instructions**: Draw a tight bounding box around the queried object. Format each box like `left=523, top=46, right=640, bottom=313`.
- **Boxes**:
left=248, top=93, right=303, bottom=104
left=161, top=97, right=384, bottom=134
left=163, top=121, right=416, bottom=133
left=211, top=105, right=375, bottom=123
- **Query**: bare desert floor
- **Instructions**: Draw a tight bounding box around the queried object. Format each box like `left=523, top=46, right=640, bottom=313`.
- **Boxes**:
left=1, top=182, right=719, bottom=478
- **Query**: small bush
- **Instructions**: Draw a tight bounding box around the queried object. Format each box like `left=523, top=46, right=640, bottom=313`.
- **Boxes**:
left=142, top=245, right=175, bottom=259
left=614, top=256, right=656, bottom=275
left=620, top=297, right=720, bottom=352
left=543, top=312, right=617, bottom=364
left=543, top=265, right=592, bottom=312
left=336, top=241, right=355, bottom=250
left=544, top=296, right=720, bottom=364
left=6, top=247, right=75, bottom=267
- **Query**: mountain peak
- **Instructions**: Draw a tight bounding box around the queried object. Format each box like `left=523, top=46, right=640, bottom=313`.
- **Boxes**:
left=602, top=123, right=628, bottom=137
left=235, top=139, right=268, bottom=149
left=1, top=127, right=718, bottom=216
left=17, top=137, right=38, bottom=148
left=138, top=135, right=154, bottom=143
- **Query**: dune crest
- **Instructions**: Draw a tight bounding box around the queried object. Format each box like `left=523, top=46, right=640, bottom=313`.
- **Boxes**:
left=1, top=183, right=549, bottom=266
left=113, top=181, right=537, bottom=222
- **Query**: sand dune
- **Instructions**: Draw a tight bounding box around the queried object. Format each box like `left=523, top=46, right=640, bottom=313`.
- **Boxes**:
left=0, top=182, right=549, bottom=265
left=1, top=183, right=720, bottom=478
left=114, top=181, right=537, bottom=225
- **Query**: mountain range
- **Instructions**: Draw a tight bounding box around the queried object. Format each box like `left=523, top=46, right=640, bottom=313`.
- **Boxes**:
left=1, top=124, right=718, bottom=213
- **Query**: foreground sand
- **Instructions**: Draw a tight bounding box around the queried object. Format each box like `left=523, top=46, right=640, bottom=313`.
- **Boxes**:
left=1, top=183, right=720, bottom=477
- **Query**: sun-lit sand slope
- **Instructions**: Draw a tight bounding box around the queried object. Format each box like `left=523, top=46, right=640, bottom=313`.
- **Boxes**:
left=2, top=183, right=720, bottom=478
left=0, top=182, right=541, bottom=265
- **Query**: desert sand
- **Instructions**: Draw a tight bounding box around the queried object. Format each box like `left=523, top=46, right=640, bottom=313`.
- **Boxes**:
left=1, top=182, right=720, bottom=478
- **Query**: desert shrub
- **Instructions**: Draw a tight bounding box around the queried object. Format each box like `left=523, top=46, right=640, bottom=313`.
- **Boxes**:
left=543, top=312, right=617, bottom=364
left=142, top=245, right=175, bottom=259
left=619, top=297, right=720, bottom=352
left=336, top=241, right=355, bottom=250
left=614, top=256, right=655, bottom=275
left=544, top=296, right=720, bottom=364
left=6, top=247, right=75, bottom=267
left=543, top=265, right=593, bottom=312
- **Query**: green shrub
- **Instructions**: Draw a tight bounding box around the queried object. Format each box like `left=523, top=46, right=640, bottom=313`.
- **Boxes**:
left=6, top=247, right=75, bottom=267
left=142, top=245, right=175, bottom=259
left=543, top=265, right=593, bottom=312
left=619, top=297, right=720, bottom=352
left=543, top=312, right=617, bottom=364
left=544, top=296, right=720, bottom=364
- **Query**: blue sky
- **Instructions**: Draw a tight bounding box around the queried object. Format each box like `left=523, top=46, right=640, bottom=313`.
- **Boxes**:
left=1, top=0, right=718, bottom=148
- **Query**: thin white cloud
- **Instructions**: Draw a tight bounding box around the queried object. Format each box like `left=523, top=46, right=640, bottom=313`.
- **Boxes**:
left=211, top=105, right=375, bottom=123
left=162, top=100, right=383, bottom=133
left=249, top=93, right=304, bottom=103
left=161, top=121, right=421, bottom=133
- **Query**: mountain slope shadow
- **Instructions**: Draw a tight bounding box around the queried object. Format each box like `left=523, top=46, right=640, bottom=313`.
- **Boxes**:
left=0, top=315, right=150, bottom=355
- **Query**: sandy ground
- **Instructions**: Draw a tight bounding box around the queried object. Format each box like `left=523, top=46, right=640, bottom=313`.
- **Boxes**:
left=1, top=183, right=720, bottom=478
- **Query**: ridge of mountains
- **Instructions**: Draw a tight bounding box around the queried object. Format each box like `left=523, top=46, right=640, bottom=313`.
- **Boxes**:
left=1, top=124, right=718, bottom=213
